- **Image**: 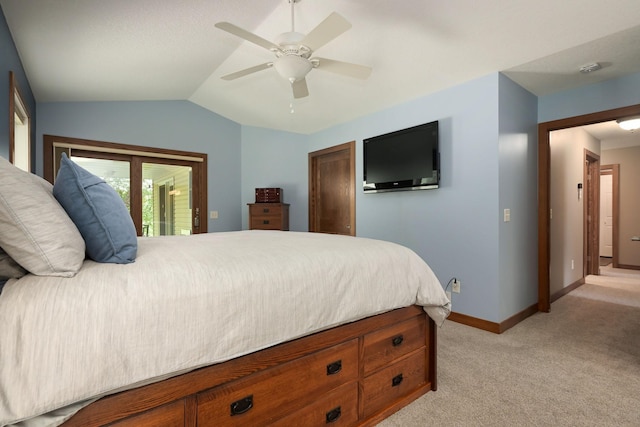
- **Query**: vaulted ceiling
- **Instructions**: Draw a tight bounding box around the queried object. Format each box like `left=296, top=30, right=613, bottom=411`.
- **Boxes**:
left=2, top=0, right=640, bottom=135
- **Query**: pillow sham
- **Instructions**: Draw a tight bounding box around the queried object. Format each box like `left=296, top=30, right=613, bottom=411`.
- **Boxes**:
left=0, top=156, right=86, bottom=276
left=53, top=153, right=137, bottom=264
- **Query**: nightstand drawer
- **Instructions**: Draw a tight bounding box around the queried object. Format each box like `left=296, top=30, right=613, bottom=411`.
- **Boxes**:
left=197, top=339, right=358, bottom=426
left=361, top=348, right=426, bottom=419
left=249, top=204, right=284, bottom=216
left=362, top=315, right=426, bottom=375
left=250, top=216, right=283, bottom=230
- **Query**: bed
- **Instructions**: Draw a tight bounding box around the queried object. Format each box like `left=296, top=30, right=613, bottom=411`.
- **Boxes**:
left=0, top=156, right=450, bottom=427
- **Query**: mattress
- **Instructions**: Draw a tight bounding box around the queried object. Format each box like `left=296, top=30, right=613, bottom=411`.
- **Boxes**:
left=0, top=230, right=450, bottom=426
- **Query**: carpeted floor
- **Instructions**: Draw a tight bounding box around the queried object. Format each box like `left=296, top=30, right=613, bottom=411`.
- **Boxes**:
left=378, top=271, right=640, bottom=426
left=599, top=256, right=612, bottom=266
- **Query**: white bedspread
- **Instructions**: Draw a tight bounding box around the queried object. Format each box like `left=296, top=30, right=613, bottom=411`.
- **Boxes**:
left=0, top=231, right=450, bottom=426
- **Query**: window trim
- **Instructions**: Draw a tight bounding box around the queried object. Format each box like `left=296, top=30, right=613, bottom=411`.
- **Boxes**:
left=9, top=71, right=31, bottom=171
left=43, top=134, right=208, bottom=234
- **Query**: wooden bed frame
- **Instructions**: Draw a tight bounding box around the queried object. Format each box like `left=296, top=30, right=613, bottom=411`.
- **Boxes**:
left=63, top=305, right=437, bottom=426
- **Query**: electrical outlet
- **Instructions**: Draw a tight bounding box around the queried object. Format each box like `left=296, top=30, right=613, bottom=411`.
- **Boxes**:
left=452, top=279, right=461, bottom=293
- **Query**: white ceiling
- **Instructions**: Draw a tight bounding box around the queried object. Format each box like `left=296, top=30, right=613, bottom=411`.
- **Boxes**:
left=2, top=0, right=640, bottom=136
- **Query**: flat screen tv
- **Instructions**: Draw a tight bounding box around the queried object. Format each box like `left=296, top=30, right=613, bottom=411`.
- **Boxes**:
left=363, top=121, right=439, bottom=193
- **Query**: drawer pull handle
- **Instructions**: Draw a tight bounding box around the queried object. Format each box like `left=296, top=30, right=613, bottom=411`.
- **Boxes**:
left=325, top=406, right=342, bottom=423
left=326, top=360, right=342, bottom=375
left=391, top=334, right=404, bottom=346
left=262, top=220, right=270, bottom=224
left=392, top=374, right=404, bottom=387
left=262, top=208, right=270, bottom=213
left=230, top=395, right=253, bottom=416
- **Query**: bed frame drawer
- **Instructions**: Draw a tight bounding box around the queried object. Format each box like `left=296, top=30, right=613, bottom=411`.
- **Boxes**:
left=270, top=381, right=359, bottom=427
left=107, top=399, right=188, bottom=427
left=361, top=348, right=427, bottom=419
left=62, top=307, right=436, bottom=427
left=362, top=315, right=426, bottom=375
left=197, top=339, right=358, bottom=426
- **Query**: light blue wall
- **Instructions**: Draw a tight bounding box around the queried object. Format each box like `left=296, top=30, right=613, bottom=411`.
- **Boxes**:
left=304, top=74, right=505, bottom=321
left=36, top=101, right=242, bottom=232
left=498, top=74, right=539, bottom=320
left=240, top=126, right=308, bottom=231
left=539, top=72, right=640, bottom=123
left=0, top=6, right=36, bottom=164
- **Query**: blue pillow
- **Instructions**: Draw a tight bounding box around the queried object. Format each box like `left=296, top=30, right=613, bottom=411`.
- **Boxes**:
left=53, top=153, right=137, bottom=264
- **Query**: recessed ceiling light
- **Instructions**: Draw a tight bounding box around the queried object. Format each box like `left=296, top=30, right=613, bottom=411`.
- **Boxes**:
left=616, top=117, right=640, bottom=131
left=579, top=62, right=602, bottom=74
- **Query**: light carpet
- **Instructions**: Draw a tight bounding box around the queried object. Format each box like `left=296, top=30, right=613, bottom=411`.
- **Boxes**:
left=378, top=272, right=640, bottom=426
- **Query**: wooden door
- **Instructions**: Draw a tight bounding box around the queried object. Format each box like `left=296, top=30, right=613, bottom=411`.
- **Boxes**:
left=308, top=142, right=355, bottom=236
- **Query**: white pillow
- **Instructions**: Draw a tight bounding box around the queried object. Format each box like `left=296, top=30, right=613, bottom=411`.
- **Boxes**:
left=0, top=156, right=86, bottom=277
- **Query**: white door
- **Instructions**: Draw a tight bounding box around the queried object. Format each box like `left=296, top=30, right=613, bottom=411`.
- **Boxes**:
left=599, top=173, right=613, bottom=257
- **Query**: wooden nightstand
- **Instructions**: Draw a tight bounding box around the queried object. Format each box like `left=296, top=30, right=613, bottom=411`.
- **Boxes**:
left=248, top=203, right=290, bottom=230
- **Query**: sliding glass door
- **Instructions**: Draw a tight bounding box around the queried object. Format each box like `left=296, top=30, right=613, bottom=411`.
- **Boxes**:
left=141, top=161, right=193, bottom=236
left=46, top=136, right=207, bottom=235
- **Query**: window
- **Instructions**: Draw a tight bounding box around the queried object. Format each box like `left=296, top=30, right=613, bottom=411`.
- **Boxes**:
left=9, top=72, right=30, bottom=172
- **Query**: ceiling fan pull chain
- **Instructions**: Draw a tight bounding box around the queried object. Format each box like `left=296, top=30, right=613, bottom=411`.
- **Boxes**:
left=289, top=81, right=296, bottom=114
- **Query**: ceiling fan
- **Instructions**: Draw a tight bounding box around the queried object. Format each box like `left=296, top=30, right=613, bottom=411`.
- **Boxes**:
left=215, top=0, right=372, bottom=99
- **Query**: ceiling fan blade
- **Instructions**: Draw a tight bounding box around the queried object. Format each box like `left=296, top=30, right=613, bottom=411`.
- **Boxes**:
left=221, top=63, right=273, bottom=80
left=313, top=57, right=372, bottom=79
left=292, top=78, right=309, bottom=99
left=215, top=22, right=280, bottom=52
left=300, top=12, right=351, bottom=52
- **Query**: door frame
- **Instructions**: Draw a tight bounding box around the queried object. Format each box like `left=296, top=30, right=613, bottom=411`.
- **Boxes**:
left=583, top=149, right=600, bottom=277
left=537, top=103, right=640, bottom=312
left=308, top=141, right=356, bottom=235
left=43, top=134, right=208, bottom=234
left=599, top=164, right=620, bottom=267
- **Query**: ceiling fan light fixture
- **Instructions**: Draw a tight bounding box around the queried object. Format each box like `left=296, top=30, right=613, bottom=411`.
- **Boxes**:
left=273, top=55, right=312, bottom=82
left=616, top=117, right=640, bottom=131
left=215, top=1, right=371, bottom=100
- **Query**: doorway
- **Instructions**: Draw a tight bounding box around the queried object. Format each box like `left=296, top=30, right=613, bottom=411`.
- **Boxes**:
left=308, top=141, right=356, bottom=235
left=599, top=165, right=619, bottom=267
left=43, top=135, right=207, bottom=235
left=537, top=103, right=640, bottom=312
